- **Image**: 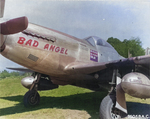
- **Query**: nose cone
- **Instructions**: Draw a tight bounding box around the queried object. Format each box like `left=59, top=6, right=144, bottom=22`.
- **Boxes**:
left=21, top=76, right=35, bottom=89
left=121, top=72, right=150, bottom=98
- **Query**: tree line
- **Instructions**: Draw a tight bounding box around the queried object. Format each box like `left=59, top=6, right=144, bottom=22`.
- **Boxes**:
left=0, top=70, right=30, bottom=79
left=107, top=37, right=145, bottom=58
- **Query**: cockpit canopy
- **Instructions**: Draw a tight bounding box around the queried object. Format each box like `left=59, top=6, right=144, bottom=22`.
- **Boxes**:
left=84, top=36, right=113, bottom=49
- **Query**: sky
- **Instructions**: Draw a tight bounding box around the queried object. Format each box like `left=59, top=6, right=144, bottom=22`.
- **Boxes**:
left=0, top=0, right=150, bottom=71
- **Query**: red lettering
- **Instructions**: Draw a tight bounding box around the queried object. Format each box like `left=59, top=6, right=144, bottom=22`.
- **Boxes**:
left=43, top=44, right=68, bottom=55
left=65, top=49, right=68, bottom=55
left=25, top=39, right=32, bottom=46
left=44, top=44, right=49, bottom=50
left=60, top=48, right=65, bottom=54
left=49, top=45, right=55, bottom=51
left=33, top=40, right=39, bottom=47
left=55, top=47, right=60, bottom=52
left=17, top=37, right=26, bottom=44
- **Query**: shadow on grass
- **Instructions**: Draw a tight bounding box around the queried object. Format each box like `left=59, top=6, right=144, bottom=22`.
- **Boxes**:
left=127, top=102, right=150, bottom=116
left=1, top=92, right=150, bottom=119
left=0, top=91, right=107, bottom=119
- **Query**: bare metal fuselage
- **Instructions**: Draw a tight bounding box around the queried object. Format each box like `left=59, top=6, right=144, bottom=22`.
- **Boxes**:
left=1, top=23, right=120, bottom=86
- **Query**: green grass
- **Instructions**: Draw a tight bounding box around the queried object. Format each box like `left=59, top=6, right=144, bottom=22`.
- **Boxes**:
left=0, top=76, right=107, bottom=119
left=0, top=76, right=150, bottom=119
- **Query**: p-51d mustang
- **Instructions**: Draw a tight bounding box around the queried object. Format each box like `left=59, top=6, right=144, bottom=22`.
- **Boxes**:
left=1, top=1, right=150, bottom=119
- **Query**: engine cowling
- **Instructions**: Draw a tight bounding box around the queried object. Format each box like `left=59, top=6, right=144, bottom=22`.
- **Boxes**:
left=121, top=72, right=150, bottom=98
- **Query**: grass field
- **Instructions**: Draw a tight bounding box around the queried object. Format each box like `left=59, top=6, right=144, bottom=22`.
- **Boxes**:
left=0, top=76, right=150, bottom=119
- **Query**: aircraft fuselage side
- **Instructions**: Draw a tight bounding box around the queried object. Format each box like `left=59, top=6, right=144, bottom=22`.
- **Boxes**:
left=1, top=23, right=120, bottom=85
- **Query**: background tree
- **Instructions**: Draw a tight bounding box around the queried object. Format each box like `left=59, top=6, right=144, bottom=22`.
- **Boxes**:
left=107, top=37, right=145, bottom=58
left=123, top=37, right=145, bottom=57
left=0, top=70, right=28, bottom=80
left=0, top=70, right=11, bottom=79
left=107, top=37, right=126, bottom=57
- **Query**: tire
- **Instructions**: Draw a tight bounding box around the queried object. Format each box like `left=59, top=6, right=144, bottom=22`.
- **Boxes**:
left=99, top=95, right=121, bottom=119
left=24, top=90, right=40, bottom=107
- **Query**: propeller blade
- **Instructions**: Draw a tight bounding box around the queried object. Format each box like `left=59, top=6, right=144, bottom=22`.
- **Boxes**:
left=0, top=16, right=28, bottom=35
left=0, top=0, right=5, bottom=18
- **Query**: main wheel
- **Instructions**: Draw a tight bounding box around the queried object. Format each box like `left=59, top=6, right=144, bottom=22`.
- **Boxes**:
left=24, top=90, right=40, bottom=107
left=99, top=95, right=121, bottom=119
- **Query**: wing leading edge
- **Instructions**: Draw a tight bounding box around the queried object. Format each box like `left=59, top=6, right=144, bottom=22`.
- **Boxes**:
left=64, top=55, right=150, bottom=75
left=7, top=67, right=34, bottom=72
left=7, top=55, right=150, bottom=75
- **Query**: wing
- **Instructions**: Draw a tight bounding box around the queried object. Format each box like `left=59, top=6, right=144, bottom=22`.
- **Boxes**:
left=7, top=55, right=150, bottom=74
left=7, top=67, right=34, bottom=72
left=64, top=55, right=150, bottom=74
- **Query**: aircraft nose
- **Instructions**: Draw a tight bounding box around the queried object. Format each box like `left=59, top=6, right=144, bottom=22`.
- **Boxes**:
left=0, top=16, right=28, bottom=35
left=0, top=16, right=28, bottom=51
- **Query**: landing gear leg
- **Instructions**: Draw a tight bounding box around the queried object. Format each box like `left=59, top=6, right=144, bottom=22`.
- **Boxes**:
left=23, top=73, right=41, bottom=107
left=99, top=69, right=123, bottom=119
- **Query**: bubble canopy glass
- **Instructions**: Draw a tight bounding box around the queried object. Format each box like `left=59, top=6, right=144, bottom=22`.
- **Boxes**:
left=84, top=36, right=113, bottom=49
